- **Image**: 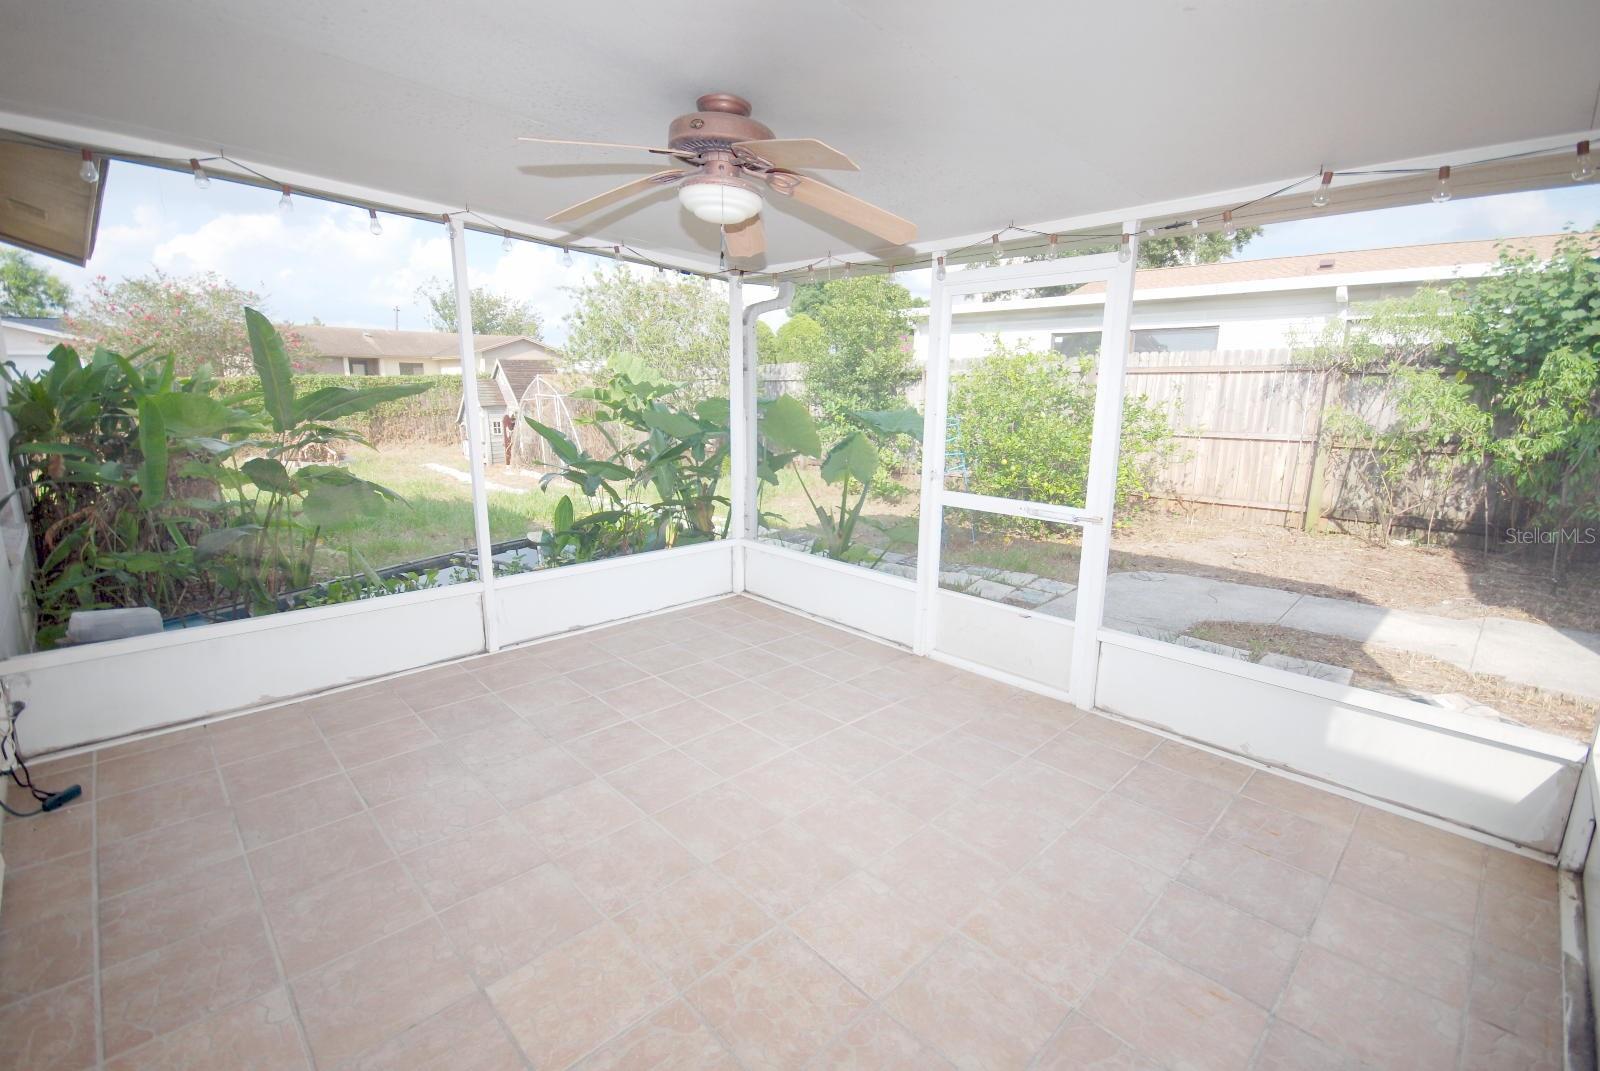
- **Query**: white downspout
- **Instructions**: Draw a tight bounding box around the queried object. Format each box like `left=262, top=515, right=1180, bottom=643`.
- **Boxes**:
left=448, top=218, right=500, bottom=652
left=738, top=279, right=794, bottom=551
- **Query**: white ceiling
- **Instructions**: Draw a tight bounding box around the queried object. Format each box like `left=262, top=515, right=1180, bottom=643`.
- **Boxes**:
left=1, top=0, right=1597, bottom=273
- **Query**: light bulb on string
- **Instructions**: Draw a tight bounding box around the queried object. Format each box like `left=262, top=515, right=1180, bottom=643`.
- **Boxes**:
left=1187, top=219, right=1200, bottom=231
left=278, top=185, right=294, bottom=214
left=189, top=158, right=209, bottom=189
left=1311, top=170, right=1333, bottom=209
left=501, top=231, right=513, bottom=253
left=561, top=247, right=573, bottom=268
left=368, top=209, right=383, bottom=236
left=78, top=149, right=99, bottom=184
left=935, top=256, right=947, bottom=282
left=1574, top=141, right=1594, bottom=182
left=990, top=233, right=1001, bottom=264
left=1118, top=234, right=1131, bottom=263
left=1044, top=234, right=1058, bottom=259
left=1222, top=210, right=1236, bottom=240
left=1431, top=165, right=1452, bottom=204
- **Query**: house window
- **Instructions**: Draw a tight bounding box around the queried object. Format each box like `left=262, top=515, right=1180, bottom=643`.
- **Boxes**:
left=490, top=418, right=503, bottom=437
left=1130, top=326, right=1219, bottom=352
left=1050, top=332, right=1101, bottom=359
left=398, top=362, right=423, bottom=375
left=348, top=358, right=379, bottom=375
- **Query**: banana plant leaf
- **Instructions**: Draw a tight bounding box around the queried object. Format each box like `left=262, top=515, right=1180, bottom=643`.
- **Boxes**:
left=136, top=397, right=167, bottom=507
left=245, top=307, right=296, bottom=432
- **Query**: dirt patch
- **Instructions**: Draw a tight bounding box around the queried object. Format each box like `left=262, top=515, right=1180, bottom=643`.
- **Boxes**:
left=1189, top=620, right=1596, bottom=741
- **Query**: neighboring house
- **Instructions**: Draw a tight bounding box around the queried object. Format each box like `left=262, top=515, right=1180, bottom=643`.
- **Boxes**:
left=455, top=355, right=561, bottom=465
left=909, top=233, right=1567, bottom=365
left=0, top=316, right=72, bottom=376
left=289, top=325, right=555, bottom=377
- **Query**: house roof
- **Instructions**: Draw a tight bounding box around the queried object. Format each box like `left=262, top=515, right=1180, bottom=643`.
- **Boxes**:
left=287, top=325, right=550, bottom=361
left=496, top=356, right=558, bottom=404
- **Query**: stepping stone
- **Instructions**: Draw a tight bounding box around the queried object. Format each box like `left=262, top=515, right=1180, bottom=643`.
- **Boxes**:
left=966, top=579, right=1018, bottom=600
left=1002, top=588, right=1054, bottom=608
left=1036, top=596, right=1076, bottom=620
left=1175, top=636, right=1250, bottom=660
left=992, top=570, right=1039, bottom=588
left=874, top=562, right=916, bottom=579
left=1029, top=578, right=1074, bottom=595
left=1260, top=653, right=1354, bottom=685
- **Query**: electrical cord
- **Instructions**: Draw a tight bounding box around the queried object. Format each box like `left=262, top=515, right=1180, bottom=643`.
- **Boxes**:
left=0, top=684, right=82, bottom=818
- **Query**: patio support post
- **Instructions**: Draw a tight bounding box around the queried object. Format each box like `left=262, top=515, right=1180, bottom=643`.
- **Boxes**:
left=913, top=252, right=951, bottom=656
left=727, top=273, right=749, bottom=591
left=448, top=218, right=500, bottom=652
left=1067, top=220, right=1140, bottom=708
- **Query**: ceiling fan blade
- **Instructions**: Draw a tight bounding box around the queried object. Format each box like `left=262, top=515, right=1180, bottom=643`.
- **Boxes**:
left=776, top=174, right=917, bottom=246
left=518, top=136, right=693, bottom=159
left=732, top=138, right=858, bottom=171
left=545, top=170, right=686, bottom=224
left=723, top=215, right=766, bottom=260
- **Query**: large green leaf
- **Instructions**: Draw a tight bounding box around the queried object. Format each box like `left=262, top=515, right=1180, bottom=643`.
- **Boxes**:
left=196, top=525, right=262, bottom=561
left=301, top=479, right=391, bottom=526
left=136, top=396, right=167, bottom=508
left=696, top=397, right=731, bottom=427
left=820, top=431, right=879, bottom=486
left=552, top=494, right=575, bottom=534
left=524, top=418, right=584, bottom=467
left=641, top=407, right=704, bottom=441
left=762, top=395, right=821, bottom=457
left=294, top=382, right=432, bottom=424
left=153, top=393, right=249, bottom=438
left=851, top=407, right=924, bottom=442
left=240, top=456, right=297, bottom=494
left=245, top=307, right=295, bottom=432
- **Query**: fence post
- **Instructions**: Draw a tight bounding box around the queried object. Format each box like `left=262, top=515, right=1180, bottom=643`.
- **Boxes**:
left=1301, top=371, right=1334, bottom=532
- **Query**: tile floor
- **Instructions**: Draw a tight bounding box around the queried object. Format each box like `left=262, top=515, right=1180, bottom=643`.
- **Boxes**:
left=0, top=596, right=1568, bottom=1070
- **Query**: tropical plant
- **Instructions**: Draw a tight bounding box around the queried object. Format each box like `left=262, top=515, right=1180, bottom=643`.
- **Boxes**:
left=759, top=394, right=922, bottom=563
left=524, top=355, right=732, bottom=561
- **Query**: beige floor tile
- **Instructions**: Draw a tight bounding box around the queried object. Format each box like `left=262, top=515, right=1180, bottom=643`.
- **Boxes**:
left=98, top=810, right=240, bottom=899
left=634, top=699, right=738, bottom=746
left=625, top=642, right=711, bottom=677
left=884, top=936, right=1066, bottom=1071
left=99, top=856, right=258, bottom=968
left=0, top=976, right=97, bottom=1071
left=657, top=661, right=745, bottom=697
left=1034, top=1012, right=1162, bottom=1070
left=1065, top=714, right=1160, bottom=758
left=854, top=701, right=968, bottom=751
left=389, top=665, right=488, bottom=713
left=655, top=783, right=786, bottom=863
left=597, top=676, right=694, bottom=718
left=1254, top=1020, right=1367, bottom=1071
left=934, top=790, right=1070, bottom=872
left=343, top=992, right=525, bottom=1071
left=449, top=719, right=553, bottom=771
left=293, top=920, right=476, bottom=1068
left=1469, top=942, right=1562, bottom=1051
left=104, top=987, right=309, bottom=1071
left=1135, top=882, right=1299, bottom=1009
left=220, top=739, right=340, bottom=803
left=1351, top=807, right=1488, bottom=879
left=343, top=741, right=471, bottom=807
left=870, top=827, right=1009, bottom=926
left=1311, top=884, right=1472, bottom=1006
left=1, top=852, right=92, bottom=930
left=468, top=650, right=564, bottom=692
left=1211, top=796, right=1348, bottom=877
left=561, top=819, right=700, bottom=915
left=489, top=922, right=675, bottom=1071
left=234, top=773, right=366, bottom=851
left=96, top=770, right=229, bottom=844
left=1024, top=828, right=1171, bottom=933
left=304, top=687, right=412, bottom=740
left=575, top=999, right=740, bottom=1070
left=688, top=929, right=869, bottom=1071
left=565, top=721, right=673, bottom=773
left=959, top=708, right=1065, bottom=756
left=793, top=681, right=892, bottom=721
left=512, top=779, right=644, bottom=858
left=100, top=911, right=280, bottom=1057
left=1333, top=834, right=1479, bottom=933
left=915, top=731, right=1020, bottom=786
left=96, top=737, right=215, bottom=799
left=265, top=859, right=430, bottom=977
left=1459, top=1016, right=1560, bottom=1071
left=1113, top=761, right=1234, bottom=829
left=471, top=744, right=593, bottom=809
left=962, top=877, right=1126, bottom=1004
left=744, top=703, right=842, bottom=748
left=1478, top=881, right=1560, bottom=963
left=1082, top=941, right=1265, bottom=1071
left=752, top=664, right=834, bottom=700
left=325, top=714, right=439, bottom=769
left=249, top=812, right=394, bottom=903
left=679, top=723, right=789, bottom=777
left=618, top=869, right=773, bottom=989
left=439, top=863, right=601, bottom=983
left=417, top=692, right=520, bottom=740
left=813, top=1007, right=954, bottom=1070
left=1180, top=836, right=1328, bottom=935
left=1483, top=849, right=1558, bottom=899
left=205, top=708, right=320, bottom=766
left=797, top=725, right=903, bottom=782
left=0, top=905, right=95, bottom=1007
left=518, top=693, right=621, bottom=740
left=700, top=679, right=786, bottom=720
left=1241, top=770, right=1361, bottom=832
left=791, top=871, right=948, bottom=998
left=787, top=786, right=923, bottom=867
left=714, top=822, right=855, bottom=919
left=604, top=749, right=724, bottom=813
left=857, top=753, right=969, bottom=819
left=723, top=752, right=854, bottom=817
left=1143, top=740, right=1252, bottom=793
left=368, top=778, right=503, bottom=854
left=1, top=803, right=92, bottom=870
left=1075, top=794, right=1207, bottom=877
left=401, top=813, right=548, bottom=909
left=1278, top=945, right=1462, bottom=1071
left=1032, top=731, right=1141, bottom=791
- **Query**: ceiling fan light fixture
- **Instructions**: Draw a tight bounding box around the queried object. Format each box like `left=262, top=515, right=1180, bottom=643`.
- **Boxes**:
left=678, top=177, right=762, bottom=225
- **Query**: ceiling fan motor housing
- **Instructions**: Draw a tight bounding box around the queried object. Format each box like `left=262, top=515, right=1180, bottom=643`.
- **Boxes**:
left=667, top=93, right=774, bottom=155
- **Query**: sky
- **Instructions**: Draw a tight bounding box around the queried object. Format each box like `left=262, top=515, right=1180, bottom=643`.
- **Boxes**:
left=23, top=160, right=1600, bottom=343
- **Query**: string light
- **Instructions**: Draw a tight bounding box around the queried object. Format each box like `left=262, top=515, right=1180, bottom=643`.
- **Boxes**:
left=1117, top=233, right=1131, bottom=263
left=1222, top=210, right=1236, bottom=240
left=501, top=230, right=513, bottom=253
left=990, top=233, right=1001, bottom=263
left=189, top=158, right=209, bottom=189
left=1187, top=219, right=1200, bottom=231
left=935, top=256, right=947, bottom=282
left=368, top=208, right=383, bottom=236
left=1574, top=141, right=1594, bottom=183
left=1043, top=234, right=1058, bottom=259
left=78, top=149, right=98, bottom=184
left=1311, top=170, right=1333, bottom=209
left=278, top=184, right=294, bottom=213
left=561, top=246, right=573, bottom=268
left=1431, top=165, right=1452, bottom=204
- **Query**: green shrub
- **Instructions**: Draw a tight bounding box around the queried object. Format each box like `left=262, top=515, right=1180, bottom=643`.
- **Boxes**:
left=947, top=341, right=1177, bottom=515
left=219, top=373, right=461, bottom=444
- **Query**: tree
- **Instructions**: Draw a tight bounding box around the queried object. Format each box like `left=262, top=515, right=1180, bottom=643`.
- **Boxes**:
left=415, top=278, right=543, bottom=337
left=783, top=276, right=919, bottom=438
left=67, top=270, right=314, bottom=375
left=0, top=248, right=71, bottom=317
left=561, top=267, right=728, bottom=399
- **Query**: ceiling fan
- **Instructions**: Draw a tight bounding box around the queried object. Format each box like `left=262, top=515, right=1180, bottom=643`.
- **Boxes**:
left=519, top=93, right=916, bottom=261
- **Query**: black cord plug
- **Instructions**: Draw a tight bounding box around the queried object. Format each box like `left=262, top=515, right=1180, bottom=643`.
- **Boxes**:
left=41, top=785, right=81, bottom=811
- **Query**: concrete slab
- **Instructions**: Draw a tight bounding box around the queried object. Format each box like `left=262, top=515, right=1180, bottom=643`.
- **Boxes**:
left=1037, top=595, right=1077, bottom=620
left=1001, top=587, right=1054, bottom=609
left=1471, top=618, right=1600, bottom=702
left=1102, top=572, right=1302, bottom=632
left=1029, top=577, right=1075, bottom=595
left=1176, top=636, right=1251, bottom=661
left=1260, top=653, right=1355, bottom=686
left=966, top=579, right=1018, bottom=601
left=1278, top=595, right=1483, bottom=666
